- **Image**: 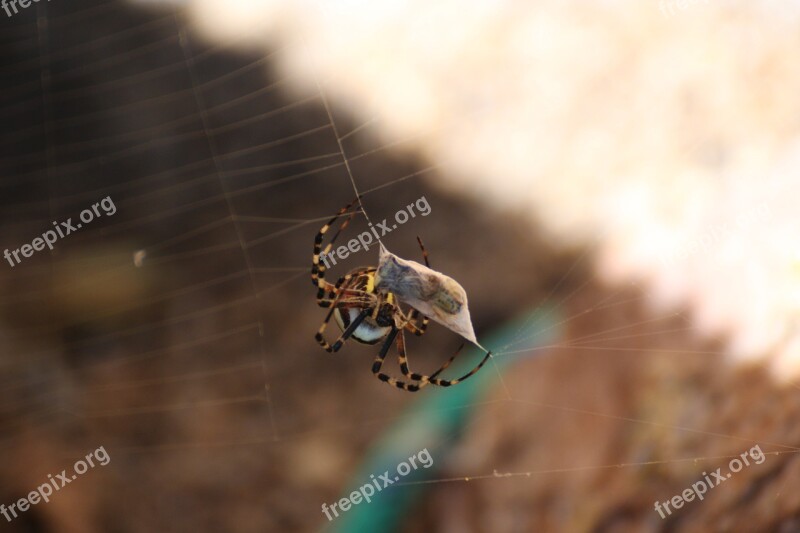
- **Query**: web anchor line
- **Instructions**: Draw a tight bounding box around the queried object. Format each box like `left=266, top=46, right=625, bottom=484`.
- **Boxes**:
left=315, top=80, right=385, bottom=249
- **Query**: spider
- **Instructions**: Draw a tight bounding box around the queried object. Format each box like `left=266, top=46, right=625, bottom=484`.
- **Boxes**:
left=311, top=198, right=492, bottom=392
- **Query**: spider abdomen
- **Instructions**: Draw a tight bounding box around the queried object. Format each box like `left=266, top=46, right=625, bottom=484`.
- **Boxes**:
left=334, top=308, right=391, bottom=345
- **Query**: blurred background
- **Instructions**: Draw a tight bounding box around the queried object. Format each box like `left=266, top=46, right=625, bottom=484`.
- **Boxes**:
left=2, top=0, right=800, bottom=531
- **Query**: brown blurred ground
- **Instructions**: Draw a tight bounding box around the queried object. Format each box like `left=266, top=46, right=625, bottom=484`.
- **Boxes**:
left=408, top=283, right=800, bottom=533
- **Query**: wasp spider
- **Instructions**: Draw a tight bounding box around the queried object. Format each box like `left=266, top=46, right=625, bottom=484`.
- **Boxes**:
left=311, top=198, right=492, bottom=392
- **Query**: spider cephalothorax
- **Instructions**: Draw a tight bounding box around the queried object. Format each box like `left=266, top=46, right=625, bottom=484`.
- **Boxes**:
left=311, top=198, right=491, bottom=392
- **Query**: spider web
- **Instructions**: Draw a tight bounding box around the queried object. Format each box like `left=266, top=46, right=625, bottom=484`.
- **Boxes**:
left=0, top=1, right=795, bottom=531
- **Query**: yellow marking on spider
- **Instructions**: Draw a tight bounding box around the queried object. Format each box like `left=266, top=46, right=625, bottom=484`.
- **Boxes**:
left=366, top=272, right=375, bottom=293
